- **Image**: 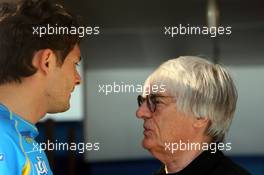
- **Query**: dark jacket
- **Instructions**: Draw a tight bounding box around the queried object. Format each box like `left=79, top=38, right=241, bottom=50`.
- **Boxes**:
left=153, top=150, right=251, bottom=175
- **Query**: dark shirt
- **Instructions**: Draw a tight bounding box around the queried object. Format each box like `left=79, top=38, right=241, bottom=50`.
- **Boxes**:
left=153, top=150, right=251, bottom=175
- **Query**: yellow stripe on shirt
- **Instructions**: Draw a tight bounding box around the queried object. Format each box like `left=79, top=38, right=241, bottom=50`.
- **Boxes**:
left=22, top=158, right=31, bottom=175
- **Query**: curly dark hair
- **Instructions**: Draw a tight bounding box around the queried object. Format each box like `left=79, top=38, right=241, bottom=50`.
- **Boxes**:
left=0, top=0, right=82, bottom=84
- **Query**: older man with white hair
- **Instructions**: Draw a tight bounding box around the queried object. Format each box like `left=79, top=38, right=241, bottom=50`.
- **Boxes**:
left=136, top=56, right=251, bottom=175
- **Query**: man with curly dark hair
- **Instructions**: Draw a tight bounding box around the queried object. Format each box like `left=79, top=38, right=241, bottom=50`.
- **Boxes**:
left=0, top=0, right=82, bottom=174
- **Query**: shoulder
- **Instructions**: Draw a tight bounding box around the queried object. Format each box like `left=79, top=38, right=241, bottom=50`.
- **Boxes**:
left=0, top=114, right=19, bottom=140
left=0, top=116, right=26, bottom=174
left=214, top=153, right=251, bottom=175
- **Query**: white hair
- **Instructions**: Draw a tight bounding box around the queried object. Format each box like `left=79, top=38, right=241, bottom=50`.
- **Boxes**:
left=144, top=56, right=237, bottom=141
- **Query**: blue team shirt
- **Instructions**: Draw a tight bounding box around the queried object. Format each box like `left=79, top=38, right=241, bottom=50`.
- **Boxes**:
left=0, top=104, right=53, bottom=175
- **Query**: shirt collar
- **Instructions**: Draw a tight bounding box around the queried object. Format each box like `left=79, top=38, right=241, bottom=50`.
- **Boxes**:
left=155, top=150, right=223, bottom=175
left=0, top=103, right=39, bottom=138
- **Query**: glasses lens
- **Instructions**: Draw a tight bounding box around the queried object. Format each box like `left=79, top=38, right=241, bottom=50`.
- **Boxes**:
left=137, top=95, right=144, bottom=107
left=147, top=94, right=156, bottom=112
left=138, top=95, right=156, bottom=113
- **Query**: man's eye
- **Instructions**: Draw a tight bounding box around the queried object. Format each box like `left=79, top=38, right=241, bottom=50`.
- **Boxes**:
left=153, top=98, right=166, bottom=105
left=154, top=100, right=162, bottom=104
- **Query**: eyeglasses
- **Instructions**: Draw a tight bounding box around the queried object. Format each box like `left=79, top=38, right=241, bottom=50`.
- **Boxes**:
left=137, top=94, right=173, bottom=113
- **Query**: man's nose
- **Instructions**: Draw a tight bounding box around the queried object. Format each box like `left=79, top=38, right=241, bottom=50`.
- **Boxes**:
left=136, top=101, right=152, bottom=119
left=75, top=71, right=81, bottom=85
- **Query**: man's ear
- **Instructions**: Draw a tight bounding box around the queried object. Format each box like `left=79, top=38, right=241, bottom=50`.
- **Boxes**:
left=33, top=49, right=55, bottom=74
left=193, top=117, right=209, bottom=129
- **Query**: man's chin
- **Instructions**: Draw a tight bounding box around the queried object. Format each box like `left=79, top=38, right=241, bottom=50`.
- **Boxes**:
left=142, top=137, right=155, bottom=150
left=142, top=137, right=165, bottom=154
left=48, top=103, right=70, bottom=114
left=60, top=104, right=70, bottom=113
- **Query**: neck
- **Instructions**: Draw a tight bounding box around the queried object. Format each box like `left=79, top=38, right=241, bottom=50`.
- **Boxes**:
left=0, top=81, right=47, bottom=124
left=155, top=138, right=211, bottom=173
left=164, top=148, right=203, bottom=173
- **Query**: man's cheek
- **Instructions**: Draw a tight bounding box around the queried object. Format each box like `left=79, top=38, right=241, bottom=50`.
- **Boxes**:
left=159, top=128, right=172, bottom=142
